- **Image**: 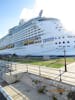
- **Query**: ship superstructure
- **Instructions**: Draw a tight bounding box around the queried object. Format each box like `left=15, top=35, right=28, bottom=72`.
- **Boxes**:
left=0, top=11, right=75, bottom=57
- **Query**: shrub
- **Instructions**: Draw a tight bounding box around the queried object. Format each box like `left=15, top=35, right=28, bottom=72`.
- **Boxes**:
left=38, top=86, right=46, bottom=94
left=32, top=80, right=40, bottom=84
left=67, top=91, right=75, bottom=99
left=52, top=95, right=58, bottom=100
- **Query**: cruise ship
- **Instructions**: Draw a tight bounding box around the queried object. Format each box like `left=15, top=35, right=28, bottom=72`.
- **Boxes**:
left=0, top=10, right=75, bottom=57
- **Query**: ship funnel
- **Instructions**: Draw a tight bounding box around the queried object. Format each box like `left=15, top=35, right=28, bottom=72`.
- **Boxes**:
left=39, top=10, right=43, bottom=17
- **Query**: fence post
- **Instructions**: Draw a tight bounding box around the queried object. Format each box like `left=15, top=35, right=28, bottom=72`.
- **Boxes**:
left=9, top=62, right=12, bottom=76
left=5, top=61, right=7, bottom=73
left=59, top=69, right=62, bottom=82
left=39, top=66, right=41, bottom=76
left=27, top=64, right=28, bottom=73
left=15, top=63, right=17, bottom=71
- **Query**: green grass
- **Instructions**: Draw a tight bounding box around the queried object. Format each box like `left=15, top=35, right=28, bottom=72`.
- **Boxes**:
left=0, top=57, right=75, bottom=68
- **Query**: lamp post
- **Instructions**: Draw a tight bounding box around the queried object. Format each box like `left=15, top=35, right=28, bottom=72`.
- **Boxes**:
left=64, top=49, right=67, bottom=72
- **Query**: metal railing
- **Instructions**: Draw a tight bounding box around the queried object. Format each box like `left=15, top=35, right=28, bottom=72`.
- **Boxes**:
left=0, top=60, right=75, bottom=86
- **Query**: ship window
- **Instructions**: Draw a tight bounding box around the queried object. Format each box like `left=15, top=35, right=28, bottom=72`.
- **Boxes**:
left=63, top=41, right=65, bottom=44
left=34, top=40, right=41, bottom=43
left=62, top=36, right=64, bottom=38
left=0, top=43, right=14, bottom=50
left=68, top=36, right=72, bottom=38
left=43, top=37, right=54, bottom=43
left=55, top=42, right=57, bottom=44
left=67, top=41, right=70, bottom=43
left=63, top=46, right=65, bottom=47
left=59, top=42, right=61, bottom=44
left=58, top=29, right=61, bottom=31
left=67, top=45, right=70, bottom=47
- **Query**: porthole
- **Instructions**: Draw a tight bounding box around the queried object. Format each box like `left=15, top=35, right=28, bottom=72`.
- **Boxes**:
left=67, top=41, right=70, bottom=43
left=63, top=41, right=65, bottom=44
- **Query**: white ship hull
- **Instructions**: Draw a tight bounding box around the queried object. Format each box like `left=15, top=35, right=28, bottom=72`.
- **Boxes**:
left=0, top=15, right=75, bottom=57
left=0, top=42, right=75, bottom=57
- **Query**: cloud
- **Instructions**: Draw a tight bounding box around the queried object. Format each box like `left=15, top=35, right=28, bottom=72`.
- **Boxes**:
left=20, top=0, right=75, bottom=32
left=20, top=8, right=34, bottom=21
left=0, top=33, right=7, bottom=39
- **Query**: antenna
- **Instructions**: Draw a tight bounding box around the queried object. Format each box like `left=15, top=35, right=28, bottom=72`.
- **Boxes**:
left=39, top=10, right=43, bottom=17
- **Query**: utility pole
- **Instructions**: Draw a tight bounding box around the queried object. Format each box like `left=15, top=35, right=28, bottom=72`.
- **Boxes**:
left=64, top=49, right=67, bottom=72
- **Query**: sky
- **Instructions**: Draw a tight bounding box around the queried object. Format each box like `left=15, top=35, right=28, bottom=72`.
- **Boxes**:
left=0, top=0, right=75, bottom=38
